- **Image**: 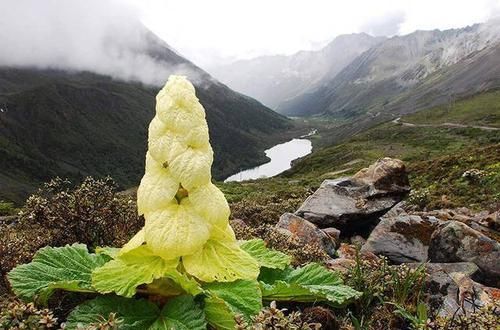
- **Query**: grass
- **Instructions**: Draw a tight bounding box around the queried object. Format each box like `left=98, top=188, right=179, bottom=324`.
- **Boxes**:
left=404, top=90, right=500, bottom=127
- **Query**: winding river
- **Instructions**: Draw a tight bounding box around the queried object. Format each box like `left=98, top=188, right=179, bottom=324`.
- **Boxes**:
left=224, top=136, right=313, bottom=182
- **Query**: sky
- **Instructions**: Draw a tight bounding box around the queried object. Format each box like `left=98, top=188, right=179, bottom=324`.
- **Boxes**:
left=128, top=0, right=500, bottom=67
left=0, top=0, right=499, bottom=83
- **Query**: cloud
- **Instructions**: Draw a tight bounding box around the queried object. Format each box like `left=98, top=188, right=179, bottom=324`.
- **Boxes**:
left=360, top=11, right=406, bottom=37
left=0, top=0, right=203, bottom=86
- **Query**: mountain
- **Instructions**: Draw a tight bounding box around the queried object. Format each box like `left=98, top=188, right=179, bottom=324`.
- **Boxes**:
left=280, top=20, right=500, bottom=117
left=0, top=31, right=292, bottom=204
left=209, top=33, right=385, bottom=109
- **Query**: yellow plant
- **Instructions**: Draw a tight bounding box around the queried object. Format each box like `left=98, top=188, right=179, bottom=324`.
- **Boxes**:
left=124, top=75, right=259, bottom=282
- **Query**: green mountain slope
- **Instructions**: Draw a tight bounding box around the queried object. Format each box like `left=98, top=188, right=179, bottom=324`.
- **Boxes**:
left=220, top=91, right=500, bottom=215
left=0, top=68, right=292, bottom=203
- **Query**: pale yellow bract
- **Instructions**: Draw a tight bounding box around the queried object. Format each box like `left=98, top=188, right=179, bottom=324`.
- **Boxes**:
left=124, top=75, right=259, bottom=282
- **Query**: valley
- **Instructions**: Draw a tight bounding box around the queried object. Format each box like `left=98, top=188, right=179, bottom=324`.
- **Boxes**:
left=221, top=90, right=500, bottom=215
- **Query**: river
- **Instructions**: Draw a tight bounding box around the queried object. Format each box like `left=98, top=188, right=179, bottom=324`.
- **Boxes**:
left=224, top=135, right=313, bottom=182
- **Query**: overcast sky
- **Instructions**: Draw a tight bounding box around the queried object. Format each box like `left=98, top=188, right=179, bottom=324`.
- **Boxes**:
left=1, top=0, right=499, bottom=80
left=128, top=0, right=500, bottom=66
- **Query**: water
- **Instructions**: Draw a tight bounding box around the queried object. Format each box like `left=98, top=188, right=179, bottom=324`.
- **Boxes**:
left=224, top=137, right=313, bottom=182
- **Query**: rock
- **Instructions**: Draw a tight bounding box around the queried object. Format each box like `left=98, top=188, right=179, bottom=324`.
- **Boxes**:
left=352, top=157, right=410, bottom=192
left=472, top=210, right=499, bottom=234
left=415, top=262, right=498, bottom=318
left=439, top=274, right=499, bottom=317
left=322, top=227, right=341, bottom=242
left=325, top=243, right=379, bottom=274
left=296, top=158, right=409, bottom=231
left=413, top=208, right=499, bottom=240
left=350, top=235, right=366, bottom=246
left=337, top=243, right=379, bottom=262
left=428, top=221, right=500, bottom=286
left=276, top=213, right=336, bottom=256
left=362, top=210, right=442, bottom=263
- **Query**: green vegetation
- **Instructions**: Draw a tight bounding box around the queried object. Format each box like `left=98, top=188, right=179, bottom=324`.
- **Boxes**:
left=0, top=200, right=16, bottom=216
left=404, top=90, right=500, bottom=127
left=0, top=68, right=294, bottom=204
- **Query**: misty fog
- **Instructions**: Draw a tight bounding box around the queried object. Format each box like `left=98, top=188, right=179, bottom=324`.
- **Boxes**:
left=0, top=0, right=202, bottom=86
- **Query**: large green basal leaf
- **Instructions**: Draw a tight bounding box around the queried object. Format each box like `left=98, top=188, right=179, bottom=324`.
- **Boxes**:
left=239, top=239, right=291, bottom=270
left=92, top=245, right=202, bottom=298
left=66, top=295, right=206, bottom=330
left=203, top=280, right=262, bottom=323
left=286, top=263, right=343, bottom=286
left=259, top=263, right=361, bottom=307
left=203, top=295, right=237, bottom=330
left=8, top=243, right=109, bottom=303
left=150, top=295, right=206, bottom=329
left=260, top=281, right=361, bottom=306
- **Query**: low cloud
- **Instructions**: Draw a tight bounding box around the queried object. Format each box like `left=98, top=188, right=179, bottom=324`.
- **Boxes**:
left=0, top=0, right=203, bottom=86
left=360, top=11, right=406, bottom=36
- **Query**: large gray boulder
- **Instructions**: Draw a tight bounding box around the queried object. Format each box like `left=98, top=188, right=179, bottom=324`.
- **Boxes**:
left=276, top=213, right=336, bottom=257
left=296, top=158, right=409, bottom=231
left=362, top=210, right=442, bottom=263
left=428, top=221, right=500, bottom=286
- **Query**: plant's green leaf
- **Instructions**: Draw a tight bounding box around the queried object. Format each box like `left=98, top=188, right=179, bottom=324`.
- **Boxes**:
left=145, top=272, right=203, bottom=297
left=203, top=295, right=237, bottom=330
left=259, top=263, right=361, bottom=307
left=183, top=239, right=259, bottom=282
left=239, top=239, right=291, bottom=270
left=258, top=266, right=292, bottom=284
left=286, top=263, right=343, bottom=286
left=260, top=281, right=360, bottom=306
left=259, top=263, right=341, bottom=286
left=203, top=280, right=262, bottom=321
left=260, top=281, right=316, bottom=301
left=150, top=295, right=206, bottom=330
left=38, top=280, right=87, bottom=304
left=95, top=246, right=120, bottom=259
left=92, top=245, right=193, bottom=298
left=66, top=295, right=206, bottom=330
left=7, top=244, right=109, bottom=303
left=65, top=296, right=159, bottom=330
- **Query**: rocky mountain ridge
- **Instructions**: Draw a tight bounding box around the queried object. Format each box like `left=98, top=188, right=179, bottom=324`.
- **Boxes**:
left=280, top=20, right=500, bottom=117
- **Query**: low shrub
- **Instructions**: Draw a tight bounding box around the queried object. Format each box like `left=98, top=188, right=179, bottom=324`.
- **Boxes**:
left=0, top=176, right=142, bottom=294
left=19, top=177, right=142, bottom=247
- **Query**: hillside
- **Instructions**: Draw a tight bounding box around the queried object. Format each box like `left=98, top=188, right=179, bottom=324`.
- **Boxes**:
left=221, top=90, right=500, bottom=216
left=210, top=33, right=384, bottom=109
left=280, top=20, right=500, bottom=118
left=0, top=67, right=292, bottom=204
